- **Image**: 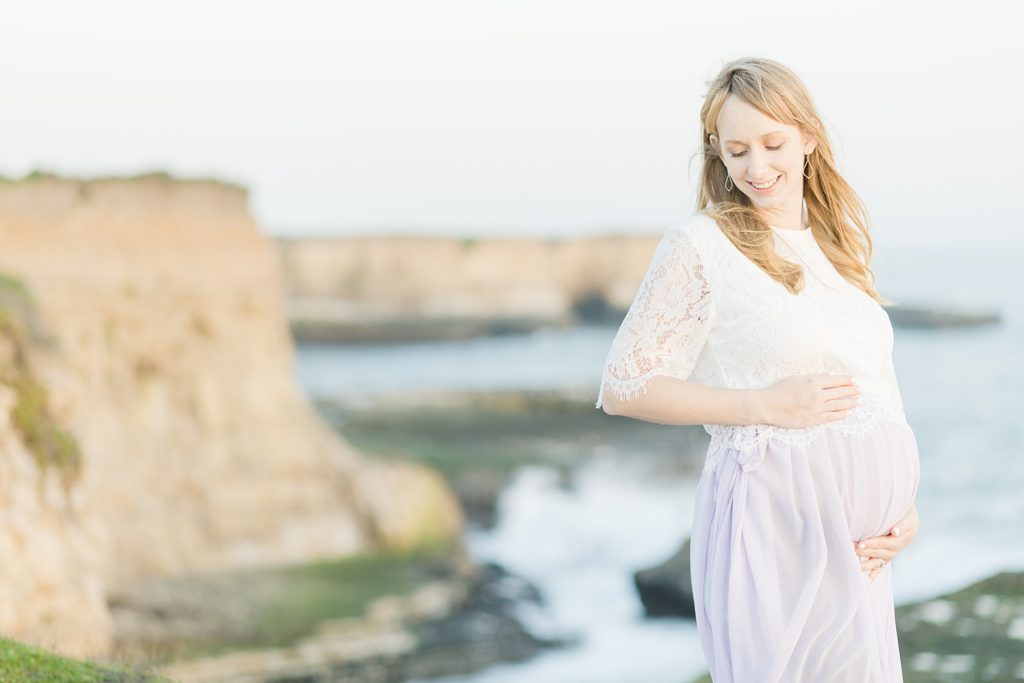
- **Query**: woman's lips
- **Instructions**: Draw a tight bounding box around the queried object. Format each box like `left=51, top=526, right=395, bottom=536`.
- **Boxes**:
left=748, top=174, right=781, bottom=193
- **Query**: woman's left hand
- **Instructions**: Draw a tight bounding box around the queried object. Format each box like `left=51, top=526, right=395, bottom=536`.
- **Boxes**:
left=852, top=502, right=919, bottom=582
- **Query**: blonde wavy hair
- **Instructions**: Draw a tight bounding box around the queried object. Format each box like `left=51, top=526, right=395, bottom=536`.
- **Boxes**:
left=694, top=57, right=891, bottom=305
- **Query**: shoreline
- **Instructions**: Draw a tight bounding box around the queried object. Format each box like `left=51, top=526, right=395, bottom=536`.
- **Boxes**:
left=287, top=303, right=1002, bottom=345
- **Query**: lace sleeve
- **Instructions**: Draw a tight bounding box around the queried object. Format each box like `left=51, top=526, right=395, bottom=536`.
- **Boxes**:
left=595, top=225, right=715, bottom=409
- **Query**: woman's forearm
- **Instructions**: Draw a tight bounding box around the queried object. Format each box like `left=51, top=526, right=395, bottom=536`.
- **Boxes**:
left=601, top=375, right=767, bottom=426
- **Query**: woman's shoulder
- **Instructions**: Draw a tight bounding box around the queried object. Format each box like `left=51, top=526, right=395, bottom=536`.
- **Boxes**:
left=667, top=210, right=722, bottom=237
left=663, top=211, right=727, bottom=255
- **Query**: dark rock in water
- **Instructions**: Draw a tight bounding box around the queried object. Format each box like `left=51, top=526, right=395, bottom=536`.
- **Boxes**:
left=572, top=291, right=624, bottom=325
left=634, top=537, right=695, bottom=618
left=405, top=561, right=569, bottom=679
left=884, top=304, right=1001, bottom=328
left=451, top=468, right=510, bottom=531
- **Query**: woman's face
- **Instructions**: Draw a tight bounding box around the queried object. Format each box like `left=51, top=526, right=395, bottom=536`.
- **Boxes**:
left=709, top=94, right=816, bottom=220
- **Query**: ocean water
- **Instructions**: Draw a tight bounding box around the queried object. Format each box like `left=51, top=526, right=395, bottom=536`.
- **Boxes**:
left=294, top=241, right=1024, bottom=682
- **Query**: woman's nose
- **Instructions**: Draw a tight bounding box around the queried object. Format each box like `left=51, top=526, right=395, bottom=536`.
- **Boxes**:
left=745, top=151, right=773, bottom=179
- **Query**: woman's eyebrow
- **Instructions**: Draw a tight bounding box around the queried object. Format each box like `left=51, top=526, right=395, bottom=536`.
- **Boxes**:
left=725, top=130, right=785, bottom=145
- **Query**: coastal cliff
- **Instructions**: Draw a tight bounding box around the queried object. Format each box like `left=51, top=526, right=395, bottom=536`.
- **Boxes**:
left=0, top=174, right=462, bottom=656
left=276, top=233, right=663, bottom=341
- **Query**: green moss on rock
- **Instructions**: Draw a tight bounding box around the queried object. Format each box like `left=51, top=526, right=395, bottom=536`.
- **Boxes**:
left=0, top=271, right=82, bottom=486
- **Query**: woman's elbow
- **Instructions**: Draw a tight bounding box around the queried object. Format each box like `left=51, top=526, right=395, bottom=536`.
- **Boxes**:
left=598, top=392, right=621, bottom=415
left=601, top=394, right=633, bottom=416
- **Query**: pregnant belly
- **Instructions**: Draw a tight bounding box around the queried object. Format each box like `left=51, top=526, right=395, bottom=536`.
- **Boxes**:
left=828, top=419, right=921, bottom=541
left=719, top=417, right=921, bottom=544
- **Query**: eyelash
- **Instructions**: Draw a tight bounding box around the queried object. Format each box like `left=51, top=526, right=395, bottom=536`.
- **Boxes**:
left=730, top=144, right=783, bottom=158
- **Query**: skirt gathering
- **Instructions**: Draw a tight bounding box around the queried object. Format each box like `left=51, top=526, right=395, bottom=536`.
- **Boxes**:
left=690, top=417, right=921, bottom=682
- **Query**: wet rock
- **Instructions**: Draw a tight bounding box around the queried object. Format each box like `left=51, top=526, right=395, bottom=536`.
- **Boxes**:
left=450, top=468, right=509, bottom=531
left=633, top=537, right=695, bottom=618
left=404, top=561, right=565, bottom=679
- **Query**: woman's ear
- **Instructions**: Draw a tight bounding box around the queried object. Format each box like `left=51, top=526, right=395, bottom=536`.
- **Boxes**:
left=708, top=133, right=718, bottom=148
left=803, top=122, right=819, bottom=156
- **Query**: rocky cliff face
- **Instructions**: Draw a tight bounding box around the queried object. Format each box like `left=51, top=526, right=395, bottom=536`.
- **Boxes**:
left=0, top=275, right=111, bottom=657
left=0, top=175, right=462, bottom=656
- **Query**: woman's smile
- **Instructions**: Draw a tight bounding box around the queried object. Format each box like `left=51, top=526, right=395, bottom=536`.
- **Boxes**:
left=748, top=174, right=781, bottom=192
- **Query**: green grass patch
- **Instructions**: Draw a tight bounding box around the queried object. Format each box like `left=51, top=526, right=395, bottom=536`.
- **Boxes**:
left=242, top=543, right=454, bottom=650
left=117, top=539, right=462, bottom=666
left=0, top=636, right=169, bottom=683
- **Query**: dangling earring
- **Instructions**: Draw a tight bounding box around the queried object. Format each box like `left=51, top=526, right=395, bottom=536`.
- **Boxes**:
left=803, top=154, right=815, bottom=179
left=724, top=174, right=734, bottom=191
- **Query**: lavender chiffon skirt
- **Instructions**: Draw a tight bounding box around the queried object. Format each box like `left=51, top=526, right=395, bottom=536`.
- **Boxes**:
left=689, top=417, right=921, bottom=682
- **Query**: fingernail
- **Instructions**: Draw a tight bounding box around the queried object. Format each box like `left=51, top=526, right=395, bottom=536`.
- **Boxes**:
left=859, top=542, right=866, bottom=549
left=893, top=527, right=900, bottom=535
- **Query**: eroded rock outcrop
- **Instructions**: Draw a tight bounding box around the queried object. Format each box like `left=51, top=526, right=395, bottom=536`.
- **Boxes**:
left=0, top=174, right=462, bottom=655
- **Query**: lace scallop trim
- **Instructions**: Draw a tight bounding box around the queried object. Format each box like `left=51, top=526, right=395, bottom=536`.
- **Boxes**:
left=702, top=392, right=909, bottom=475
left=595, top=226, right=714, bottom=410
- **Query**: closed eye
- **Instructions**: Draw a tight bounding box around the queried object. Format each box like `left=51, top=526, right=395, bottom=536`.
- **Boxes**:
left=730, top=144, right=783, bottom=158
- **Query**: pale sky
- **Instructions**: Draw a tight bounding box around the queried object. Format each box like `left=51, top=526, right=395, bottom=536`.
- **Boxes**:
left=0, top=1, right=1019, bottom=247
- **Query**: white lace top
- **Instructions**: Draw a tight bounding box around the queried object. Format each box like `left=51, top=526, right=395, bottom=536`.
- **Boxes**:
left=595, top=211, right=909, bottom=475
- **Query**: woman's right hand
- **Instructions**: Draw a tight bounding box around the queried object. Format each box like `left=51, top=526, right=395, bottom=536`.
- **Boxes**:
left=758, top=374, right=861, bottom=428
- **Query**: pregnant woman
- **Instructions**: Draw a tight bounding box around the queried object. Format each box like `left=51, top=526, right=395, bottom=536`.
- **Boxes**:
left=595, top=58, right=921, bottom=681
